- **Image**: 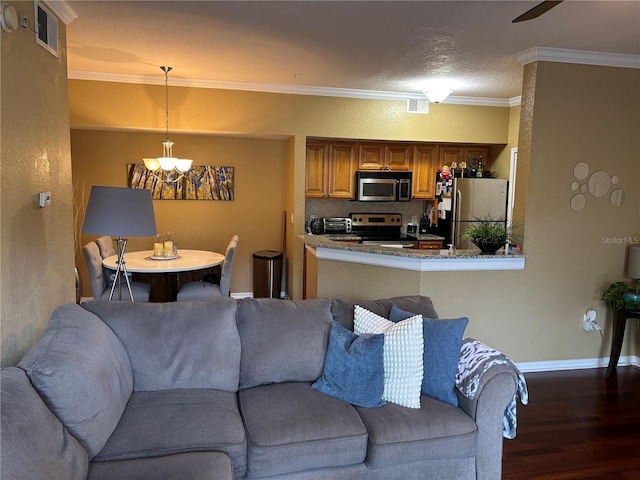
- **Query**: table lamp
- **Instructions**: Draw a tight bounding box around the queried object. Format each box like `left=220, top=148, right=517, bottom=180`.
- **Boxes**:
left=625, top=245, right=640, bottom=311
left=82, top=186, right=157, bottom=300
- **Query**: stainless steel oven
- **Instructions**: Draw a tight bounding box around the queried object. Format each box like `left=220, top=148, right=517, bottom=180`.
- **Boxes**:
left=350, top=213, right=417, bottom=248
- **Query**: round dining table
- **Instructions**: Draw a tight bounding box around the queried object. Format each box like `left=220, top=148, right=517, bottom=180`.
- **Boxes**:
left=103, top=249, right=225, bottom=301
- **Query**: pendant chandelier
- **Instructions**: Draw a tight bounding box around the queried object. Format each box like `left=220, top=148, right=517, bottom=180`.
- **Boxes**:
left=143, top=66, right=193, bottom=182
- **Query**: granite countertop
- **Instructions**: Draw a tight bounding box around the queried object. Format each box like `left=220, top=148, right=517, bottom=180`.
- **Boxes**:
left=301, top=234, right=525, bottom=260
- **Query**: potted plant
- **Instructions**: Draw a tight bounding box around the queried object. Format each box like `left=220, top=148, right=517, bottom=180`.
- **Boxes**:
left=601, top=281, right=640, bottom=311
left=462, top=215, right=521, bottom=254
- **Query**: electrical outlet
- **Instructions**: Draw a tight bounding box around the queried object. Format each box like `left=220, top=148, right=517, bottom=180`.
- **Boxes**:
left=582, top=309, right=601, bottom=332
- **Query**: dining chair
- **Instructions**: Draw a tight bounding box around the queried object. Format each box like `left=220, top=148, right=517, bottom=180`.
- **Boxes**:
left=95, top=235, right=116, bottom=258
left=83, top=241, right=151, bottom=301
left=176, top=235, right=239, bottom=301
left=95, top=235, right=118, bottom=281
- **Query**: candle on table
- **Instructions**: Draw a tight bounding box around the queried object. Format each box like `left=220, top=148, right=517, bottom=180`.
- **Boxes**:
left=153, top=242, right=163, bottom=257
left=164, top=241, right=174, bottom=257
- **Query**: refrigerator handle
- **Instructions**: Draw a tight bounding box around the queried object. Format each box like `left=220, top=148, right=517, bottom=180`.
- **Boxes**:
left=452, top=189, right=462, bottom=247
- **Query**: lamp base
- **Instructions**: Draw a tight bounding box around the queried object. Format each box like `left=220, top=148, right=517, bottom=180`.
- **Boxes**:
left=109, top=237, right=134, bottom=301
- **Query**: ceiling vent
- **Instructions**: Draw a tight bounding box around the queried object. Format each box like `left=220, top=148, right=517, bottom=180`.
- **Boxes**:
left=406, top=99, right=429, bottom=115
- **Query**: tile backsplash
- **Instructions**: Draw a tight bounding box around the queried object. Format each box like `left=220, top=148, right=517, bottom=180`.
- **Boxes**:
left=305, top=199, right=428, bottom=225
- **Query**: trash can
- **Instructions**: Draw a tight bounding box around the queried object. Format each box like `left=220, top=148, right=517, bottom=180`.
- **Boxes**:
left=253, top=250, right=283, bottom=298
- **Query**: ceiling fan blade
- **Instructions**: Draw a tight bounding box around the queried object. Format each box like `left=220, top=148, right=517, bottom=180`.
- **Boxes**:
left=512, top=0, right=563, bottom=23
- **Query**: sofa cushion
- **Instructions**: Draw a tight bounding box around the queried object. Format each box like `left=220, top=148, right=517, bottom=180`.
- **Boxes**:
left=93, top=389, right=247, bottom=478
left=1, top=367, right=89, bottom=479
left=18, top=303, right=133, bottom=458
left=88, top=452, right=233, bottom=480
left=239, top=382, right=368, bottom=477
left=83, top=297, right=240, bottom=392
left=354, top=306, right=424, bottom=409
left=389, top=305, right=469, bottom=406
left=356, top=395, right=478, bottom=468
left=311, top=321, right=385, bottom=408
left=331, top=295, right=439, bottom=330
left=237, top=298, right=333, bottom=389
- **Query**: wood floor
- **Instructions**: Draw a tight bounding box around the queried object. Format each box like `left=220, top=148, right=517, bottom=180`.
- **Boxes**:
left=502, top=366, right=640, bottom=480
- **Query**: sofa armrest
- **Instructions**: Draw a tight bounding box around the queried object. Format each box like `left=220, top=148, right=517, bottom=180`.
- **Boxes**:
left=455, top=338, right=524, bottom=480
left=457, top=366, right=517, bottom=480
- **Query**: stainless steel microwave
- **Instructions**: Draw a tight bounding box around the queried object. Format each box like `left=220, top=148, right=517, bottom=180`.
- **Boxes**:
left=355, top=171, right=412, bottom=202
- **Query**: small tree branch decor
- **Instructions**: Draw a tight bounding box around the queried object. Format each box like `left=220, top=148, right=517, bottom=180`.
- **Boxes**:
left=73, top=179, right=87, bottom=267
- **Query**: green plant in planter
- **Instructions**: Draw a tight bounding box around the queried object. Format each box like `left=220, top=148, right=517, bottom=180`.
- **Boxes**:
left=462, top=215, right=522, bottom=253
left=601, top=281, right=640, bottom=311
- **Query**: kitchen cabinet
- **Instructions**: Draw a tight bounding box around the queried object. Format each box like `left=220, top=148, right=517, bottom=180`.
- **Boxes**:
left=306, top=139, right=493, bottom=200
left=327, top=142, right=356, bottom=198
left=417, top=240, right=444, bottom=250
left=357, top=142, right=411, bottom=171
left=305, top=141, right=328, bottom=198
left=438, top=145, right=492, bottom=173
left=305, top=140, right=355, bottom=199
left=412, top=144, right=438, bottom=199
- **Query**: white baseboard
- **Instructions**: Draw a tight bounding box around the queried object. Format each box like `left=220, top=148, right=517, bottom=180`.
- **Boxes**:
left=517, top=355, right=640, bottom=373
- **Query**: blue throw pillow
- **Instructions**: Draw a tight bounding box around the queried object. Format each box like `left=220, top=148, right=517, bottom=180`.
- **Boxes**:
left=312, top=321, right=385, bottom=408
left=389, top=305, right=469, bottom=406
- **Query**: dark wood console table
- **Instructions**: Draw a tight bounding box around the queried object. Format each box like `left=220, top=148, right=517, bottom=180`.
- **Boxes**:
left=605, top=308, right=640, bottom=378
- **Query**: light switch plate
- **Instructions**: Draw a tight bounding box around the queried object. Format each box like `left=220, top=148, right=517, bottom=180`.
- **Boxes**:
left=39, top=191, right=51, bottom=207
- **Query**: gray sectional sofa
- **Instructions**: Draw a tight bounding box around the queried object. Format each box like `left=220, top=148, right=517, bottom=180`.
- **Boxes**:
left=1, top=296, right=519, bottom=480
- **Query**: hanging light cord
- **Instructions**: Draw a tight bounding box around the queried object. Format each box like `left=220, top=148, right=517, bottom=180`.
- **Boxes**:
left=161, top=66, right=172, bottom=141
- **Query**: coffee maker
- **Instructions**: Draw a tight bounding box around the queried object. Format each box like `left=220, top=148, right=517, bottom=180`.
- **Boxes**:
left=419, top=213, right=430, bottom=234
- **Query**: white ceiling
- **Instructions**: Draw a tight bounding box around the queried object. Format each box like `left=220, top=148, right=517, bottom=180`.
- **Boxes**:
left=63, top=1, right=640, bottom=103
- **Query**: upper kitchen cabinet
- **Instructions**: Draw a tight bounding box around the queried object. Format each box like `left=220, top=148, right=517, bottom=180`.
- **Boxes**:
left=412, top=144, right=438, bottom=199
left=357, top=142, right=412, bottom=171
left=305, top=140, right=355, bottom=199
left=305, top=141, right=328, bottom=198
left=438, top=144, right=492, bottom=171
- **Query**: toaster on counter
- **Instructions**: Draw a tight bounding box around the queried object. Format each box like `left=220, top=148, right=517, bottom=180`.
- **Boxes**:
left=322, top=217, right=352, bottom=234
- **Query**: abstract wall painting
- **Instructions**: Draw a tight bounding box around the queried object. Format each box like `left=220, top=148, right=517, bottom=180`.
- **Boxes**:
left=127, top=164, right=234, bottom=200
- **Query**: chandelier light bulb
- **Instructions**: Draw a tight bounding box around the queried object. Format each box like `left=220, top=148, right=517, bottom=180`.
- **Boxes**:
left=143, top=158, right=161, bottom=171
left=175, top=159, right=193, bottom=172
left=158, top=157, right=177, bottom=171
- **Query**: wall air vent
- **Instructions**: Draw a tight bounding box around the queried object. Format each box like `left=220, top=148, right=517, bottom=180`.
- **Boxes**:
left=35, top=1, right=58, bottom=58
left=406, top=99, right=429, bottom=115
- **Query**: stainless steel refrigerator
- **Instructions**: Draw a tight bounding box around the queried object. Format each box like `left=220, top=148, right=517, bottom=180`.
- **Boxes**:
left=450, top=178, right=508, bottom=249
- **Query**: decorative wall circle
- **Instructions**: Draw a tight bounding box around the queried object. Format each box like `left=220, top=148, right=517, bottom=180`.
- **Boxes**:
left=570, top=194, right=586, bottom=212
left=573, top=162, right=589, bottom=180
left=587, top=170, right=611, bottom=198
left=610, top=189, right=625, bottom=207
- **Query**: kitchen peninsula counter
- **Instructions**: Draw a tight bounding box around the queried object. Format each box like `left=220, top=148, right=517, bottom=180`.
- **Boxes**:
left=302, top=234, right=526, bottom=272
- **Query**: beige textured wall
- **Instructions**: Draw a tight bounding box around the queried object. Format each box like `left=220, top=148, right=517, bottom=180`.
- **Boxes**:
left=317, top=62, right=640, bottom=364
left=68, top=80, right=513, bottom=299
left=71, top=129, right=288, bottom=296
left=1, top=1, right=74, bottom=367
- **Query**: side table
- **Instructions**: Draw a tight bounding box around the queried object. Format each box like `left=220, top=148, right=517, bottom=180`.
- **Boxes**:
left=605, top=308, right=640, bottom=378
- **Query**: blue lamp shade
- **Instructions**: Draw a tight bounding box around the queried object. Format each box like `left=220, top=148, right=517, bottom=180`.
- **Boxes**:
left=81, top=186, right=157, bottom=237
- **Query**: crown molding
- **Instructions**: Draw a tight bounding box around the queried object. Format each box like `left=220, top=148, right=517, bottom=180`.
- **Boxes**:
left=42, top=0, right=77, bottom=25
left=67, top=70, right=517, bottom=108
left=517, top=47, right=640, bottom=69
